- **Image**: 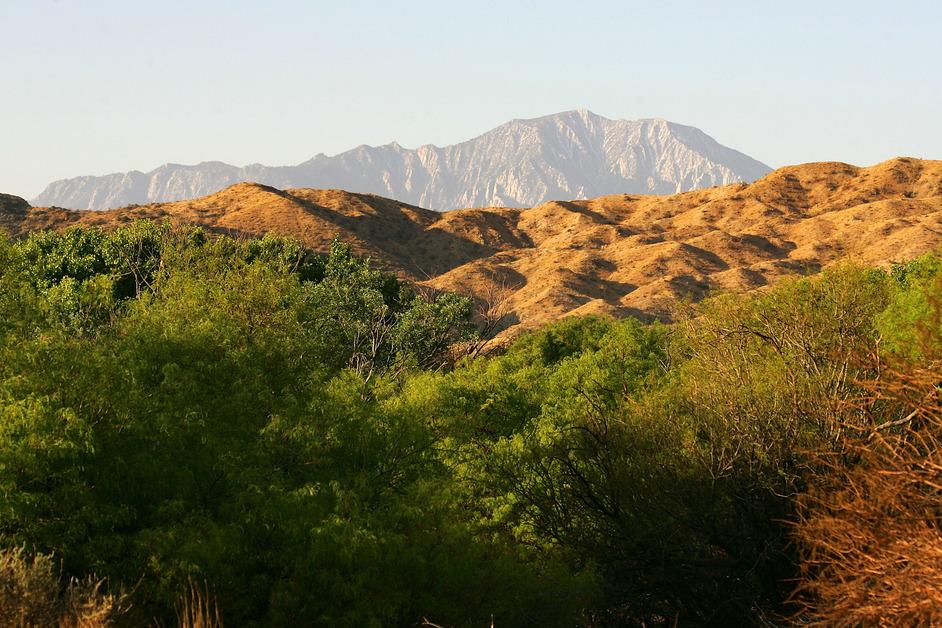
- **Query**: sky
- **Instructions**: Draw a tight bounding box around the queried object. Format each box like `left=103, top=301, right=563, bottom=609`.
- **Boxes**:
left=2, top=0, right=940, bottom=199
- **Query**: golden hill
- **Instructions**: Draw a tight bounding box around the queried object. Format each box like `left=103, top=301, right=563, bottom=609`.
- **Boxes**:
left=3, top=157, right=942, bottom=338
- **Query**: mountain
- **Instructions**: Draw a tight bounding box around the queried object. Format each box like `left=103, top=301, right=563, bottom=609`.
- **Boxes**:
left=8, top=157, right=941, bottom=339
left=32, top=110, right=771, bottom=211
left=0, top=193, right=30, bottom=215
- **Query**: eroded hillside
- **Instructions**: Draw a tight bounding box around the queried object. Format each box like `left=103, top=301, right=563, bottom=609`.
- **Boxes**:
left=4, top=157, right=942, bottom=337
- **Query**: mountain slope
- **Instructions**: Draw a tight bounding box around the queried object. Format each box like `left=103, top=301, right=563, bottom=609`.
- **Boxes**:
left=8, top=158, right=942, bottom=339
left=32, top=110, right=771, bottom=211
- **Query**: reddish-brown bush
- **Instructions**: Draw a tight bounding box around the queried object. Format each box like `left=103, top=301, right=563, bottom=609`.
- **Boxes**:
left=793, top=360, right=942, bottom=625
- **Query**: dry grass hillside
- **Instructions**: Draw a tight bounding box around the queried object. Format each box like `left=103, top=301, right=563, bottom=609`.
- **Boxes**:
left=4, top=157, right=942, bottom=337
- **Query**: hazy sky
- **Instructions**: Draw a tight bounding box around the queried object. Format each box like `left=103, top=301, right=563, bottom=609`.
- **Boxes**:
left=3, top=0, right=940, bottom=199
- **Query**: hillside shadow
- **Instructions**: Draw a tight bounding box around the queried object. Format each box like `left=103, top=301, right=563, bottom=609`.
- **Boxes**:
left=553, top=200, right=621, bottom=226
left=738, top=233, right=797, bottom=256
left=278, top=190, right=509, bottom=277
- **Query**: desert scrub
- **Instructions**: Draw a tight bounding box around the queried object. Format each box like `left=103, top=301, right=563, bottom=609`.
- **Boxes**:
left=0, top=546, right=129, bottom=627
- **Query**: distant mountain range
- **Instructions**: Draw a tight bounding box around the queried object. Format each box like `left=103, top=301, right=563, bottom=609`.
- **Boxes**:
left=32, top=110, right=772, bottom=211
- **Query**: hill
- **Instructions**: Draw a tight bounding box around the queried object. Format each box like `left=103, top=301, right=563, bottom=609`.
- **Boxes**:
left=6, top=157, right=942, bottom=338
left=31, top=110, right=770, bottom=211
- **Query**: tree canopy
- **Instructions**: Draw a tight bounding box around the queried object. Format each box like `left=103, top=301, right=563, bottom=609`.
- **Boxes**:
left=1, top=222, right=941, bottom=626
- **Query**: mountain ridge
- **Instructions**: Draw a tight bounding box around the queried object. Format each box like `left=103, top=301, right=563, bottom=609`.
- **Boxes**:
left=32, top=110, right=771, bottom=211
left=7, top=157, right=942, bottom=339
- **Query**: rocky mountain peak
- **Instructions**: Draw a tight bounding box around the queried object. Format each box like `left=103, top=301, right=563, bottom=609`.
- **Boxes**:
left=32, top=111, right=771, bottom=211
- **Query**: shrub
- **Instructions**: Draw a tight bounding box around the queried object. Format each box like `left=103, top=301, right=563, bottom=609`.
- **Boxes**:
left=0, top=546, right=128, bottom=627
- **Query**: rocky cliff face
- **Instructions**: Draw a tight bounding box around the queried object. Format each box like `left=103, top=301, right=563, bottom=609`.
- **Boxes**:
left=33, top=110, right=771, bottom=211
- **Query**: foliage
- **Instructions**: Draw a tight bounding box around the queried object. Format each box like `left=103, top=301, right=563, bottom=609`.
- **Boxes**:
left=0, top=546, right=129, bottom=627
left=2, top=222, right=942, bottom=625
left=792, top=357, right=942, bottom=625
left=0, top=224, right=585, bottom=627
left=879, top=253, right=942, bottom=357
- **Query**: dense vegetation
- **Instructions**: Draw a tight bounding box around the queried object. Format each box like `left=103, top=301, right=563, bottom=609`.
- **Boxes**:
left=0, top=221, right=940, bottom=626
